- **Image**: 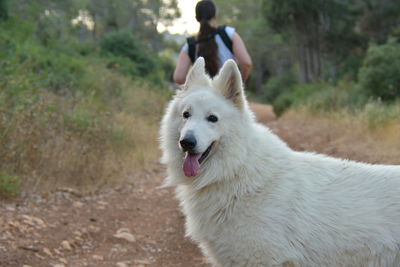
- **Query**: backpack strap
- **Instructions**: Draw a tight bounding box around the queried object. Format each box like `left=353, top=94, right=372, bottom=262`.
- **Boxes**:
left=217, top=25, right=233, bottom=53
left=186, top=36, right=196, bottom=63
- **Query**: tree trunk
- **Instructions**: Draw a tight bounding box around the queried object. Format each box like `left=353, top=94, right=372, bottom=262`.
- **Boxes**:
left=254, top=56, right=264, bottom=95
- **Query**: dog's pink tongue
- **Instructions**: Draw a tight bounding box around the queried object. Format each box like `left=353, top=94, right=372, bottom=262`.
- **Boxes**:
left=183, top=153, right=201, bottom=177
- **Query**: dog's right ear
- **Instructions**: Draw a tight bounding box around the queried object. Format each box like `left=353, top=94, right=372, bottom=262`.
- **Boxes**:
left=182, top=57, right=210, bottom=91
left=213, top=59, right=245, bottom=109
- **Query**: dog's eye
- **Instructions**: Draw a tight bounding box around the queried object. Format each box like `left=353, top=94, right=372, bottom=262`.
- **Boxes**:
left=183, top=111, right=191, bottom=119
left=207, top=115, right=218, bottom=123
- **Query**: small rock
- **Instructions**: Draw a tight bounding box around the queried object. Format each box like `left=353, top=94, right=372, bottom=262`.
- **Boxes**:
left=5, top=205, right=16, bottom=211
left=113, top=228, right=136, bottom=243
left=43, top=247, right=53, bottom=257
left=35, top=253, right=45, bottom=260
left=92, top=255, right=104, bottom=260
left=56, top=187, right=82, bottom=197
left=88, top=225, right=101, bottom=233
left=73, top=201, right=84, bottom=208
left=116, top=262, right=129, bottom=267
left=61, top=240, right=72, bottom=250
left=134, top=259, right=151, bottom=265
left=21, top=215, right=46, bottom=229
left=97, top=200, right=108, bottom=206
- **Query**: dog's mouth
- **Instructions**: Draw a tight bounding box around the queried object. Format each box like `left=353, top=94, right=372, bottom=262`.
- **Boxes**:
left=183, top=142, right=215, bottom=177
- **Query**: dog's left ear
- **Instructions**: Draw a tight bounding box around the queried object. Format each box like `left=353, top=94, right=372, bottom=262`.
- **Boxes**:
left=183, top=57, right=211, bottom=91
left=213, top=59, right=245, bottom=108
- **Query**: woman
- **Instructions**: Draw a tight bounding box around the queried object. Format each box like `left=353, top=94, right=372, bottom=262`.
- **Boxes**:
left=173, top=0, right=252, bottom=85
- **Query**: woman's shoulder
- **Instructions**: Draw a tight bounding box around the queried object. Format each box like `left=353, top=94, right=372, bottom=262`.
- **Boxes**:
left=222, top=25, right=235, bottom=39
left=181, top=42, right=189, bottom=53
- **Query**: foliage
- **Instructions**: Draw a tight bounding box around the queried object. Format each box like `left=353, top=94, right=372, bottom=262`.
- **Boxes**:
left=271, top=81, right=367, bottom=116
left=100, top=30, right=156, bottom=77
left=0, top=0, right=8, bottom=21
left=0, top=14, right=171, bottom=195
left=1, top=43, right=86, bottom=97
left=0, top=172, right=20, bottom=198
left=358, top=0, right=400, bottom=44
left=263, top=0, right=363, bottom=83
left=7, top=0, right=180, bottom=52
left=358, top=39, right=400, bottom=101
left=262, top=69, right=297, bottom=104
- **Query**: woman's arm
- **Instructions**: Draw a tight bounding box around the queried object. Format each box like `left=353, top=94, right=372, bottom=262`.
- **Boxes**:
left=173, top=50, right=192, bottom=85
left=232, top=32, right=252, bottom=82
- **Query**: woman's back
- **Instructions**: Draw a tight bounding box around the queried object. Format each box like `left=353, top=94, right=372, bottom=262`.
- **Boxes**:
left=183, top=25, right=235, bottom=68
left=173, top=0, right=252, bottom=85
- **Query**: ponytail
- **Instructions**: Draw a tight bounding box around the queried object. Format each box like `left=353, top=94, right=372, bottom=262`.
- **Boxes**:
left=197, top=20, right=219, bottom=77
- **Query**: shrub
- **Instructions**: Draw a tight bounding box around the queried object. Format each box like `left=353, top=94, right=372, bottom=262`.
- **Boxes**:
left=358, top=38, right=400, bottom=101
left=262, top=69, right=297, bottom=104
left=0, top=172, right=20, bottom=198
left=100, top=30, right=156, bottom=76
left=105, top=55, right=140, bottom=78
left=0, top=32, right=88, bottom=95
left=271, top=81, right=365, bottom=115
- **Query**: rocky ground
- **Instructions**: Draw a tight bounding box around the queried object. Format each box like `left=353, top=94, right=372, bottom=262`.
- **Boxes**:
left=1, top=104, right=398, bottom=267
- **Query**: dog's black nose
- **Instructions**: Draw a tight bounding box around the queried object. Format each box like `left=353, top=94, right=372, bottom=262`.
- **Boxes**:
left=180, top=136, right=197, bottom=151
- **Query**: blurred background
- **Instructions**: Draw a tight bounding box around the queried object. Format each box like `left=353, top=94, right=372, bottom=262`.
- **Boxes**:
left=1, top=0, right=400, bottom=197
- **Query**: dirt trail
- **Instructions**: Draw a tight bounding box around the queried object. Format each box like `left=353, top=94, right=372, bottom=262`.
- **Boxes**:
left=1, top=104, right=397, bottom=267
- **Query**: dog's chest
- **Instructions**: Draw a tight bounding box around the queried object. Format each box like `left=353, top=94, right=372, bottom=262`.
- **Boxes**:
left=180, top=186, right=307, bottom=265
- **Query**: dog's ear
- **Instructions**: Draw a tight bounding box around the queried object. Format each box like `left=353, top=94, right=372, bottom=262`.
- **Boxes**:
left=183, top=57, right=210, bottom=90
left=213, top=59, right=244, bottom=108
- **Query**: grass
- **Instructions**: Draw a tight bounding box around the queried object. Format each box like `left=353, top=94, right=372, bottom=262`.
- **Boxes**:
left=281, top=105, right=400, bottom=165
left=0, top=77, right=170, bottom=195
left=271, top=78, right=400, bottom=136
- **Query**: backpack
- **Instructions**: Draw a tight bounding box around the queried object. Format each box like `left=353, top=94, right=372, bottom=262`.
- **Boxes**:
left=186, top=25, right=233, bottom=63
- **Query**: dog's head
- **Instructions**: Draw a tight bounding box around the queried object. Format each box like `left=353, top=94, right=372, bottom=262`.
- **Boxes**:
left=161, top=58, right=254, bottom=187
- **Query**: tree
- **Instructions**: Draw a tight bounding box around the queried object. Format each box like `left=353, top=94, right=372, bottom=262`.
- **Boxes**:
left=358, top=0, right=400, bottom=44
left=263, top=0, right=361, bottom=83
left=8, top=0, right=180, bottom=52
left=0, top=0, right=8, bottom=21
left=86, top=0, right=180, bottom=51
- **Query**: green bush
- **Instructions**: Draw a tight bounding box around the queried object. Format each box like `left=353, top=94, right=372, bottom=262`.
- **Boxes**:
left=272, top=82, right=317, bottom=115
left=358, top=38, right=400, bottom=101
left=271, top=81, right=366, bottom=115
left=0, top=30, right=88, bottom=96
left=100, top=30, right=156, bottom=76
left=262, top=69, right=297, bottom=104
left=0, top=172, right=20, bottom=198
left=105, top=55, right=140, bottom=78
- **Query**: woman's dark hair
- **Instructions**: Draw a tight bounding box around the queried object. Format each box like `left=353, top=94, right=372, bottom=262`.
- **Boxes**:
left=195, top=0, right=219, bottom=77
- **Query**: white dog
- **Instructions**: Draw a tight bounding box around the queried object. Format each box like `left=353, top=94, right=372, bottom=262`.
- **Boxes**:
left=160, top=58, right=400, bottom=267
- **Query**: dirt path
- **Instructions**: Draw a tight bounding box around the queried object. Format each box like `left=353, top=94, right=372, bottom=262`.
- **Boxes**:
left=0, top=164, right=205, bottom=267
left=1, top=104, right=398, bottom=267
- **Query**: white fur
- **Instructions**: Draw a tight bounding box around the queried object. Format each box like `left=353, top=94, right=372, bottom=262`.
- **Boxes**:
left=159, top=58, right=400, bottom=267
